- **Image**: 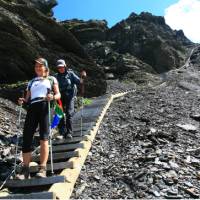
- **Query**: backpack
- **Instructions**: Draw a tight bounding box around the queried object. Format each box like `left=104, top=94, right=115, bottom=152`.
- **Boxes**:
left=55, top=70, right=77, bottom=98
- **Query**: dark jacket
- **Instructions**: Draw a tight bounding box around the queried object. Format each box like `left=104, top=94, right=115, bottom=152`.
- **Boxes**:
left=55, top=69, right=80, bottom=99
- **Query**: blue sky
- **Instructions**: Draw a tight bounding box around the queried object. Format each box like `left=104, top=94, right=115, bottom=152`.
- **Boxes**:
left=53, top=0, right=179, bottom=27
left=53, top=0, right=200, bottom=42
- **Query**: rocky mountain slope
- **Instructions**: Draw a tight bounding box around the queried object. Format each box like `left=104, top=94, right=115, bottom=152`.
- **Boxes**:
left=0, top=1, right=199, bottom=197
left=0, top=0, right=106, bottom=97
left=62, top=12, right=193, bottom=83
left=72, top=46, right=200, bottom=199
left=6, top=0, right=58, bottom=16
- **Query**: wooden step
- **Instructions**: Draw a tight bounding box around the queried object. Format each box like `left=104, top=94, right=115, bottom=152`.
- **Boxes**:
left=29, top=161, right=73, bottom=173
left=1, top=176, right=66, bottom=188
left=36, top=143, right=84, bottom=154
left=52, top=136, right=87, bottom=145
left=73, top=126, right=93, bottom=132
left=32, top=151, right=79, bottom=163
left=72, top=120, right=95, bottom=130
left=52, top=143, right=84, bottom=153
left=72, top=131, right=89, bottom=137
left=0, top=192, right=56, bottom=199
left=73, top=107, right=103, bottom=120
left=73, top=117, right=98, bottom=124
left=84, top=101, right=107, bottom=108
left=72, top=121, right=95, bottom=128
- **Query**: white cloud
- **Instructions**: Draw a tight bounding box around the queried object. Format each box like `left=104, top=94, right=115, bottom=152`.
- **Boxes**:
left=164, top=0, right=200, bottom=43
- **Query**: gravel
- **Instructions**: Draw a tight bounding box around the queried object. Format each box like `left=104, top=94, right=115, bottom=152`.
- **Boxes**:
left=72, top=46, right=200, bottom=199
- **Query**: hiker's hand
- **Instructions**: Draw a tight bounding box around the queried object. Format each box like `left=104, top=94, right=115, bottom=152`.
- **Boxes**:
left=47, top=94, right=54, bottom=101
left=80, top=71, right=86, bottom=84
left=81, top=71, right=87, bottom=79
left=18, top=98, right=25, bottom=105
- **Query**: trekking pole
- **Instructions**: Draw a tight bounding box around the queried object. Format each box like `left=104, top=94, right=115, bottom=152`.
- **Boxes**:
left=81, top=96, right=83, bottom=137
left=47, top=89, right=54, bottom=175
left=80, top=74, right=85, bottom=137
left=14, top=90, right=24, bottom=177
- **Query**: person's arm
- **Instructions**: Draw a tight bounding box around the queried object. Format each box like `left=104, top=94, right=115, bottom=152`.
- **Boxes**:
left=46, top=78, right=61, bottom=101
left=53, top=83, right=61, bottom=100
left=72, top=71, right=87, bottom=85
left=18, top=90, right=31, bottom=105
left=80, top=71, right=87, bottom=84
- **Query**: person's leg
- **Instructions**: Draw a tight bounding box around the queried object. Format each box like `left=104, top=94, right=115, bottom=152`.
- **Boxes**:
left=36, top=102, right=50, bottom=177
left=39, top=140, right=49, bottom=166
left=58, top=117, right=65, bottom=135
left=17, top=105, right=38, bottom=179
left=58, top=95, right=66, bottom=136
left=65, top=97, right=75, bottom=138
left=22, top=105, right=38, bottom=165
left=22, top=153, right=32, bottom=166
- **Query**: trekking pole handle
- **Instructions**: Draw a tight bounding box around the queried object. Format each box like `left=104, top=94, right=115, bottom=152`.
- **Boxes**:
left=20, top=90, right=25, bottom=98
left=47, top=88, right=54, bottom=101
left=47, top=88, right=51, bottom=95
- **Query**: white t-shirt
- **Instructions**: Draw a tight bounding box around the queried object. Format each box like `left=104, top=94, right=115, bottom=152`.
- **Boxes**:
left=27, top=76, right=58, bottom=103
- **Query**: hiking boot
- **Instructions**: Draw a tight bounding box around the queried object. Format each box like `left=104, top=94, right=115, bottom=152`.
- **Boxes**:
left=15, top=165, right=30, bottom=180
left=64, top=133, right=73, bottom=139
left=56, top=135, right=64, bottom=140
left=35, top=165, right=47, bottom=178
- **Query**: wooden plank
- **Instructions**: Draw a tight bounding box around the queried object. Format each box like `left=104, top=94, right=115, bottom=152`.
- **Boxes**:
left=2, top=176, right=66, bottom=188
left=73, top=117, right=98, bottom=124
left=52, top=143, right=84, bottom=153
left=73, top=112, right=102, bottom=121
left=0, top=192, right=56, bottom=199
left=72, top=126, right=93, bottom=132
left=84, top=103, right=105, bottom=109
left=32, top=151, right=79, bottom=163
left=36, top=143, right=84, bottom=153
left=72, top=131, right=89, bottom=137
left=49, top=92, right=128, bottom=199
left=73, top=108, right=103, bottom=121
left=52, top=136, right=87, bottom=145
left=72, top=125, right=93, bottom=131
left=29, top=161, right=73, bottom=173
left=72, top=121, right=95, bottom=127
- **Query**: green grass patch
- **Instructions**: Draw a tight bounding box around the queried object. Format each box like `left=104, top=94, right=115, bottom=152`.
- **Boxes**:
left=82, top=98, right=93, bottom=106
left=76, top=97, right=93, bottom=109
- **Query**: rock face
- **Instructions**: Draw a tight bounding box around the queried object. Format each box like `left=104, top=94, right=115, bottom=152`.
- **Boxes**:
left=62, top=19, right=108, bottom=45
left=85, top=41, right=159, bottom=84
left=107, top=12, right=192, bottom=73
left=63, top=12, right=193, bottom=82
left=7, top=0, right=58, bottom=16
left=0, top=0, right=107, bottom=97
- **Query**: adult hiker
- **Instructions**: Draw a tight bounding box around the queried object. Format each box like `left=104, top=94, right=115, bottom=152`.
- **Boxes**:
left=17, top=58, right=61, bottom=179
left=55, top=59, right=86, bottom=139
